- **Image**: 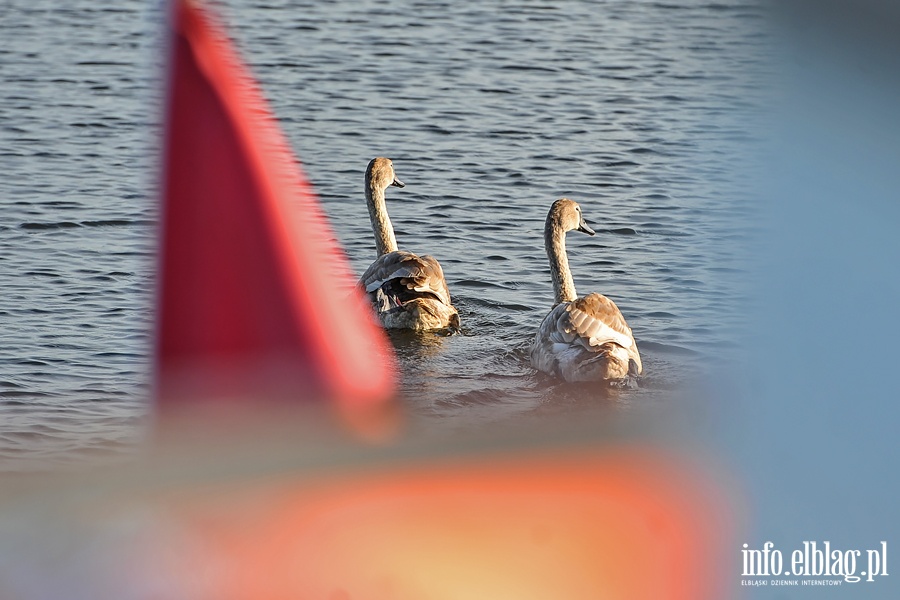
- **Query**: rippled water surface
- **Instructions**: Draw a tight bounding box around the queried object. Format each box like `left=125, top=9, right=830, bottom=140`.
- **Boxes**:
left=1, top=0, right=767, bottom=469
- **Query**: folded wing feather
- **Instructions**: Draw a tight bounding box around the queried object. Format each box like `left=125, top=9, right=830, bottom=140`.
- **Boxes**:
left=566, top=294, right=635, bottom=349
left=538, top=292, right=642, bottom=376
left=359, top=250, right=452, bottom=307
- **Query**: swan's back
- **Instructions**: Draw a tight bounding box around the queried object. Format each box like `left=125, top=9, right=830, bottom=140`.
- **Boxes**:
left=360, top=250, right=451, bottom=305
left=532, top=292, right=641, bottom=382
left=359, top=250, right=458, bottom=331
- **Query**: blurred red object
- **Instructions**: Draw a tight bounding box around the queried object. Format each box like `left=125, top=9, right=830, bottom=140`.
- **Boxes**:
left=155, top=0, right=395, bottom=427
left=130, top=446, right=731, bottom=600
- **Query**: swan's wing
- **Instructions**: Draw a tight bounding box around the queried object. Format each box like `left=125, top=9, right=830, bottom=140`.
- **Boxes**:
left=532, top=303, right=573, bottom=375
left=567, top=294, right=635, bottom=347
left=569, top=293, right=642, bottom=374
left=358, top=250, right=452, bottom=307
left=534, top=293, right=642, bottom=376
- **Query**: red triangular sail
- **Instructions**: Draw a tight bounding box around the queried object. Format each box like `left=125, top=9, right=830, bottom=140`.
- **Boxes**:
left=155, top=0, right=394, bottom=419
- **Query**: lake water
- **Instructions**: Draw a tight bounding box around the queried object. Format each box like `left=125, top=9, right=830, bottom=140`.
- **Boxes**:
left=0, top=0, right=767, bottom=470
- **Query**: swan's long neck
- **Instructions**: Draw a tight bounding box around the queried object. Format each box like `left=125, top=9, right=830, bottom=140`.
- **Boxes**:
left=366, top=182, right=398, bottom=257
left=545, top=222, right=577, bottom=304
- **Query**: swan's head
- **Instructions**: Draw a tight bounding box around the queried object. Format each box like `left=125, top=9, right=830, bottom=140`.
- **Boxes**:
left=548, top=198, right=595, bottom=236
left=366, top=157, right=405, bottom=191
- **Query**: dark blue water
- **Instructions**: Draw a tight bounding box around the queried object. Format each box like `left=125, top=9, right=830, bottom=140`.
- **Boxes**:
left=0, top=0, right=766, bottom=469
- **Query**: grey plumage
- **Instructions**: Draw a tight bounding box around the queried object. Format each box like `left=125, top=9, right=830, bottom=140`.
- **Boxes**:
left=531, top=198, right=641, bottom=382
left=358, top=158, right=459, bottom=331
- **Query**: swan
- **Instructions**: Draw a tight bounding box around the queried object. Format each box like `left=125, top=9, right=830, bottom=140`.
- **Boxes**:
left=530, top=198, right=642, bottom=382
left=357, top=157, right=460, bottom=331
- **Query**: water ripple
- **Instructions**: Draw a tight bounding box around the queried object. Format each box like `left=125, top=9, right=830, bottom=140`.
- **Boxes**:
left=0, top=0, right=765, bottom=468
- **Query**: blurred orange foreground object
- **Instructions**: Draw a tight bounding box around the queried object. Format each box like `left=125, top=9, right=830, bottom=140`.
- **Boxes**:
left=137, top=449, right=730, bottom=600
left=156, top=0, right=395, bottom=425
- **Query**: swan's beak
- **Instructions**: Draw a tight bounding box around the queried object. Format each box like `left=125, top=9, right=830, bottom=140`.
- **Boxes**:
left=391, top=177, right=405, bottom=188
left=577, top=219, right=595, bottom=236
